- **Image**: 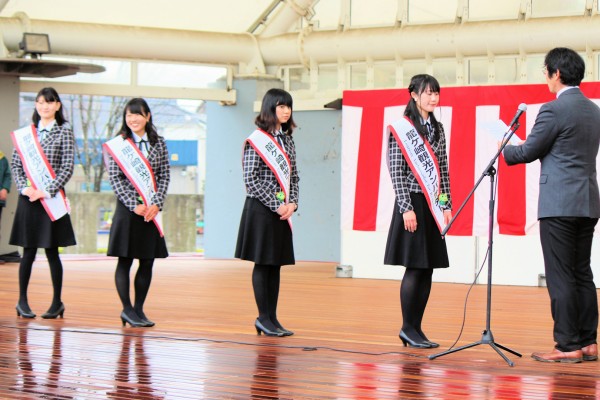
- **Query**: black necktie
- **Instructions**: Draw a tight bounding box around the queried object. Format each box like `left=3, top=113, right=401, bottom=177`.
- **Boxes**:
left=39, top=129, right=48, bottom=141
left=138, top=140, right=148, bottom=152
left=425, top=122, right=434, bottom=142
left=275, top=134, right=285, bottom=152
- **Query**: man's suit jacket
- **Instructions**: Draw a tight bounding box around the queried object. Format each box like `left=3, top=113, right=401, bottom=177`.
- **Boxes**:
left=503, top=87, right=600, bottom=219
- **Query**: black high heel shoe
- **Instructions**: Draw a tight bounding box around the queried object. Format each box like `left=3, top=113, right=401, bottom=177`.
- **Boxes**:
left=120, top=311, right=146, bottom=327
left=417, top=331, right=440, bottom=348
left=136, top=310, right=155, bottom=327
left=41, top=303, right=65, bottom=319
left=16, top=304, right=36, bottom=319
left=255, top=319, right=284, bottom=337
left=399, top=330, right=432, bottom=349
left=276, top=328, right=294, bottom=336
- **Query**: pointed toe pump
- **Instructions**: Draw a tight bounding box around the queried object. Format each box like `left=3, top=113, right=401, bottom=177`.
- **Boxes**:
left=399, top=330, right=432, bottom=349
left=136, top=311, right=155, bottom=327
left=255, top=319, right=284, bottom=337
left=277, top=327, right=294, bottom=336
left=41, top=303, right=65, bottom=319
left=16, top=304, right=36, bottom=319
left=120, top=311, right=146, bottom=328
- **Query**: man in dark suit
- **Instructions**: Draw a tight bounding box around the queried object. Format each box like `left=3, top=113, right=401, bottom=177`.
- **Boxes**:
left=503, top=47, right=600, bottom=363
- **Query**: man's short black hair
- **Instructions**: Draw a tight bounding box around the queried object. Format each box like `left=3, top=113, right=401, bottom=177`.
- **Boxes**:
left=544, top=47, right=585, bottom=86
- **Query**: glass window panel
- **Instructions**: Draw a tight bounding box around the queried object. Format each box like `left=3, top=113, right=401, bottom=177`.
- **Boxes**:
left=22, top=56, right=131, bottom=84
left=495, top=58, right=519, bottom=84
left=468, top=0, right=522, bottom=20
left=312, top=0, right=341, bottom=29
left=468, top=59, right=488, bottom=84
left=403, top=60, right=427, bottom=87
left=408, top=0, right=457, bottom=23
left=374, top=63, right=396, bottom=88
left=137, top=62, right=227, bottom=89
left=526, top=54, right=546, bottom=84
left=350, top=0, right=396, bottom=26
left=531, top=0, right=586, bottom=17
left=288, top=67, right=310, bottom=91
left=432, top=59, right=457, bottom=86
left=468, top=58, right=519, bottom=84
left=350, top=64, right=367, bottom=89
left=318, top=65, right=338, bottom=91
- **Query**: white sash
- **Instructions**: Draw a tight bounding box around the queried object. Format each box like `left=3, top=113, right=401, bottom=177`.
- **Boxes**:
left=387, top=117, right=446, bottom=233
left=11, top=124, right=69, bottom=221
left=245, top=129, right=293, bottom=229
left=103, top=136, right=164, bottom=237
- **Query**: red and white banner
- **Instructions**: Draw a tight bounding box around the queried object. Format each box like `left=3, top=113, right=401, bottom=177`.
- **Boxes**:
left=342, top=83, right=600, bottom=236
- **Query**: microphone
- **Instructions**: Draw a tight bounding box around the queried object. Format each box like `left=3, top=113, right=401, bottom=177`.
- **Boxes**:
left=508, top=103, right=528, bottom=127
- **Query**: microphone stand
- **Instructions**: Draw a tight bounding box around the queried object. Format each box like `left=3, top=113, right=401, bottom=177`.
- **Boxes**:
left=428, top=122, right=523, bottom=367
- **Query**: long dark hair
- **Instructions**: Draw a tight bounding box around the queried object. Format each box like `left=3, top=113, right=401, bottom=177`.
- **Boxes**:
left=255, top=88, right=296, bottom=135
left=32, top=87, right=67, bottom=126
left=117, top=98, right=159, bottom=145
left=404, top=74, right=441, bottom=141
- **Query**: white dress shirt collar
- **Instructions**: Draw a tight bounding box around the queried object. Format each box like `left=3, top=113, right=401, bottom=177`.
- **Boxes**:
left=556, top=86, right=578, bottom=98
left=133, top=133, right=150, bottom=156
left=38, top=120, right=56, bottom=132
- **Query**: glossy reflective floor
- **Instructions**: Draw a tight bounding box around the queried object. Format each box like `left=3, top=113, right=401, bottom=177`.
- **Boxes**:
left=0, top=257, right=598, bottom=399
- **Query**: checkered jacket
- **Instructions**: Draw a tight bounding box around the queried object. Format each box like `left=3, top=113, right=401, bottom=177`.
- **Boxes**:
left=388, top=122, right=452, bottom=213
left=107, top=135, right=170, bottom=211
left=11, top=122, right=75, bottom=197
left=243, top=131, right=300, bottom=213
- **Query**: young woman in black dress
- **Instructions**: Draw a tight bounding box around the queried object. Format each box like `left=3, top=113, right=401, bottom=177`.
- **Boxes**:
left=105, top=98, right=170, bottom=328
left=11, top=87, right=76, bottom=319
left=384, top=75, right=452, bottom=348
left=235, top=88, right=300, bottom=337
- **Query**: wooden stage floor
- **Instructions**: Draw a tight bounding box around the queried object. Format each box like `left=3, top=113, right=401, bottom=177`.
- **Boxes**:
left=0, top=256, right=598, bottom=399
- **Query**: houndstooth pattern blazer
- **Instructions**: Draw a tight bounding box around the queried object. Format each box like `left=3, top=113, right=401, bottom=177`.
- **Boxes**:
left=388, top=122, right=452, bottom=213
left=11, top=122, right=75, bottom=197
left=106, top=135, right=170, bottom=211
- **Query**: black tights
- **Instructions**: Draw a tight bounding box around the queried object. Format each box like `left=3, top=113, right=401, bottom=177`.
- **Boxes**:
left=252, top=264, right=284, bottom=332
left=400, top=268, right=434, bottom=341
left=115, top=257, right=154, bottom=319
left=18, top=247, right=63, bottom=313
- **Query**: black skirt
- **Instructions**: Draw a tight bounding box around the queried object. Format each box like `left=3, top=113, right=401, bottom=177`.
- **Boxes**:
left=235, top=197, right=295, bottom=266
left=107, top=200, right=168, bottom=259
left=9, top=195, right=76, bottom=248
left=384, top=192, right=449, bottom=269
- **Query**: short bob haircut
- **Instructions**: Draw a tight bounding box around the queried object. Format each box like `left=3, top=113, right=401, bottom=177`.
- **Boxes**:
left=255, top=88, right=297, bottom=135
left=32, top=87, right=68, bottom=126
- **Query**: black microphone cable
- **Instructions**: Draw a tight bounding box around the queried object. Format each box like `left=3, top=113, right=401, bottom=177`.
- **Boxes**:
left=442, top=160, right=500, bottom=351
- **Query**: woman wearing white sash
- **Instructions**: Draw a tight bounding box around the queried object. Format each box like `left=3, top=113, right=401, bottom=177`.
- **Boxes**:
left=105, top=98, right=170, bottom=328
left=11, top=87, right=76, bottom=319
left=235, top=89, right=300, bottom=337
left=384, top=75, right=452, bottom=349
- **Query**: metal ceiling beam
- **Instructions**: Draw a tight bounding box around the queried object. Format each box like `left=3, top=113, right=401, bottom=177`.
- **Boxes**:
left=1, top=15, right=600, bottom=68
left=258, top=0, right=318, bottom=37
